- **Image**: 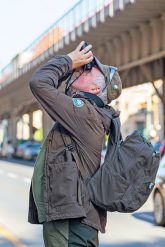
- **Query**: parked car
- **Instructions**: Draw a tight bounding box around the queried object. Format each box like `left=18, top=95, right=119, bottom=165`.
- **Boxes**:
left=23, top=142, right=41, bottom=160
left=0, top=143, right=2, bottom=157
left=153, top=154, right=165, bottom=226
left=160, top=140, right=165, bottom=157
left=152, top=140, right=162, bottom=153
left=0, top=140, right=14, bottom=158
left=15, top=141, right=41, bottom=160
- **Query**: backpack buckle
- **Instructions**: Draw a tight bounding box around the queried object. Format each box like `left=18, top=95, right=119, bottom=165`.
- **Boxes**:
left=67, top=143, right=75, bottom=152
left=148, top=182, right=155, bottom=190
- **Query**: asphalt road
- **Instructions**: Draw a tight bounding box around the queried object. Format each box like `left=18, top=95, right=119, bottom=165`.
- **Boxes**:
left=0, top=158, right=165, bottom=247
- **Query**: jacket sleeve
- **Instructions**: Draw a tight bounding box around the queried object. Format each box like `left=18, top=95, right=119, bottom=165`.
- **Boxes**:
left=29, top=55, right=93, bottom=137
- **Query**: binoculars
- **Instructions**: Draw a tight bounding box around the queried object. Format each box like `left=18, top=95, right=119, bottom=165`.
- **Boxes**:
left=80, top=42, right=95, bottom=71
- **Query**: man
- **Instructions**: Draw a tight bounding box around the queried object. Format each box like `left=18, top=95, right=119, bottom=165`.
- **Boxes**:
left=28, top=41, right=122, bottom=246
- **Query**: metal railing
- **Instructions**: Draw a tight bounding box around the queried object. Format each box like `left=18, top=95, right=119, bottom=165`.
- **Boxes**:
left=0, top=0, right=134, bottom=88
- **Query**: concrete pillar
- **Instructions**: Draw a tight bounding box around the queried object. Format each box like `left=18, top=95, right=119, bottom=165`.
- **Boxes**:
left=130, top=28, right=140, bottom=61
left=159, top=100, right=164, bottom=140
left=103, top=41, right=114, bottom=65
left=12, top=117, right=17, bottom=146
left=29, top=111, right=33, bottom=140
left=7, top=117, right=12, bottom=142
left=112, top=36, right=122, bottom=66
left=7, top=114, right=17, bottom=146
left=150, top=18, right=161, bottom=53
left=161, top=13, right=165, bottom=50
left=139, top=23, right=151, bottom=57
left=120, top=32, right=131, bottom=64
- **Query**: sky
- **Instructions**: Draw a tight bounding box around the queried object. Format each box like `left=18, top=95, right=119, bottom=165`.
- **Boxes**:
left=0, top=0, right=79, bottom=69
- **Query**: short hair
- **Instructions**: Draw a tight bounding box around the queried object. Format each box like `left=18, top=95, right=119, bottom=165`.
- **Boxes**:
left=94, top=72, right=108, bottom=104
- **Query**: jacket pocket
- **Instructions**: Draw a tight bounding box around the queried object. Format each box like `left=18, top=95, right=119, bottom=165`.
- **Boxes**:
left=48, top=149, right=79, bottom=207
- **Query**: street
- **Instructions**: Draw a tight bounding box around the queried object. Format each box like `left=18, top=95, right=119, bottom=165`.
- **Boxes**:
left=0, top=159, right=165, bottom=247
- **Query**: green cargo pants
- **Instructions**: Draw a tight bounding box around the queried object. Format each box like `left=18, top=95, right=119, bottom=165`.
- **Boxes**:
left=43, top=218, right=99, bottom=247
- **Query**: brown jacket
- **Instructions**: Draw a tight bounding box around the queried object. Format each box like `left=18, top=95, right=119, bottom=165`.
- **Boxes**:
left=28, top=55, right=111, bottom=233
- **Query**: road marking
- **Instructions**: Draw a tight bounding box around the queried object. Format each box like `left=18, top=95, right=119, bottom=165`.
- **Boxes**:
left=0, top=223, right=27, bottom=247
left=7, top=173, right=18, bottom=179
left=0, top=169, right=31, bottom=184
left=23, top=178, right=31, bottom=184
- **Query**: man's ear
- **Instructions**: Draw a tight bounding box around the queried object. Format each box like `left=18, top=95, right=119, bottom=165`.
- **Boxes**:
left=88, top=85, right=101, bottom=95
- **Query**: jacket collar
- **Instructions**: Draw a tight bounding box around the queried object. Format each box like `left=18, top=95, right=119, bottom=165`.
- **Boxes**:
left=73, top=92, right=112, bottom=135
left=74, top=91, right=105, bottom=108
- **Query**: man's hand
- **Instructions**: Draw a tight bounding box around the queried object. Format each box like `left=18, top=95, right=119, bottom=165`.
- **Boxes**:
left=67, top=41, right=93, bottom=70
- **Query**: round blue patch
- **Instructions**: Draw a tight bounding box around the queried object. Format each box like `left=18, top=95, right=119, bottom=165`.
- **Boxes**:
left=72, top=98, right=84, bottom=107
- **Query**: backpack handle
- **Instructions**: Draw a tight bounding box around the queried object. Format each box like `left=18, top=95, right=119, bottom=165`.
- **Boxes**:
left=110, top=117, right=122, bottom=144
left=102, top=108, right=122, bottom=145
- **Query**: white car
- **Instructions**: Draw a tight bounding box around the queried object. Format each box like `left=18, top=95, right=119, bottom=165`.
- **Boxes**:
left=153, top=154, right=165, bottom=226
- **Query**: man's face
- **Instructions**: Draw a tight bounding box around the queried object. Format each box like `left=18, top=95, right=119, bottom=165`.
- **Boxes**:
left=69, top=66, right=103, bottom=96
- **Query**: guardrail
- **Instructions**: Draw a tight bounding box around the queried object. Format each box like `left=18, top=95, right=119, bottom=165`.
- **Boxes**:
left=0, top=0, right=134, bottom=88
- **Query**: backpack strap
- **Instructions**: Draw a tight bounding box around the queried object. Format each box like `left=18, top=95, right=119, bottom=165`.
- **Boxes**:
left=102, top=107, right=122, bottom=145
left=110, top=117, right=122, bottom=145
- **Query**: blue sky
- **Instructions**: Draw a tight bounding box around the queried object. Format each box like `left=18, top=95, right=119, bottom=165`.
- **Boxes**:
left=0, top=0, right=79, bottom=69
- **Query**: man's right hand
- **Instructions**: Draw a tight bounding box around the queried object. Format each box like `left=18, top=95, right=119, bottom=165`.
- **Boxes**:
left=67, top=41, right=93, bottom=70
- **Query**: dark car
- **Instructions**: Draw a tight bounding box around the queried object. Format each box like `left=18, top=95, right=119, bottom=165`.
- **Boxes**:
left=153, top=154, right=165, bottom=226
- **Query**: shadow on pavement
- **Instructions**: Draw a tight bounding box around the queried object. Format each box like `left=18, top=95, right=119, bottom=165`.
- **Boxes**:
left=0, top=157, right=34, bottom=167
left=0, top=238, right=15, bottom=247
left=20, top=240, right=44, bottom=247
left=132, top=211, right=154, bottom=224
left=99, top=237, right=165, bottom=247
